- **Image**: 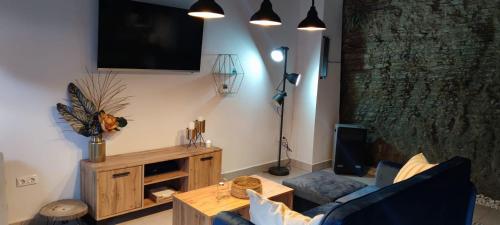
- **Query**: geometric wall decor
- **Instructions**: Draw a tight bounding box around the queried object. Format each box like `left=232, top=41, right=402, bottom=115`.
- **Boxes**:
left=211, top=54, right=245, bottom=96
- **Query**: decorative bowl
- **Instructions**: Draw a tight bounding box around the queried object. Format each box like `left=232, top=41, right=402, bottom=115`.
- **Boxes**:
left=230, top=176, right=262, bottom=199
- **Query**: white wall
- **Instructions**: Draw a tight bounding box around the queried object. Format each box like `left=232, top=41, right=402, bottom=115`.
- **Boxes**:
left=312, top=0, right=344, bottom=165
left=289, top=0, right=344, bottom=167
left=289, top=0, right=325, bottom=165
left=0, top=0, right=301, bottom=222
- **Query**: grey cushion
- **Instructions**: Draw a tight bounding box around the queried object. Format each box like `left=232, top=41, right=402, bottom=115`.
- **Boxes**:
left=282, top=170, right=367, bottom=205
left=375, top=161, right=402, bottom=188
left=335, top=185, right=379, bottom=204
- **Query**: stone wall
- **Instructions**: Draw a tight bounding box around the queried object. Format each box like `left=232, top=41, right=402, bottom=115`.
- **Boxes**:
left=340, top=0, right=500, bottom=198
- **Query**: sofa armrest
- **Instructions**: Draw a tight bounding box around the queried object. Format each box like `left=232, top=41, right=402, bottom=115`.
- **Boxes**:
left=213, top=212, right=255, bottom=225
left=375, top=161, right=402, bottom=188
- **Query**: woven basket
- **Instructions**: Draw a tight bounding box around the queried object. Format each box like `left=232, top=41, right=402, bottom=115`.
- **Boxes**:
left=230, top=176, right=262, bottom=199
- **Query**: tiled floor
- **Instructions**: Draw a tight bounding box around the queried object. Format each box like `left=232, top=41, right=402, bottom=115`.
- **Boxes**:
left=474, top=205, right=500, bottom=225
left=107, top=167, right=499, bottom=225
left=115, top=210, right=172, bottom=225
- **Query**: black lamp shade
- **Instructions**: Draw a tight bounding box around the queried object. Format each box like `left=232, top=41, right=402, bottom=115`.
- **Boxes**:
left=273, top=91, right=287, bottom=105
left=188, top=0, right=225, bottom=19
left=250, top=0, right=282, bottom=26
left=298, top=4, right=326, bottom=31
left=286, top=73, right=301, bottom=86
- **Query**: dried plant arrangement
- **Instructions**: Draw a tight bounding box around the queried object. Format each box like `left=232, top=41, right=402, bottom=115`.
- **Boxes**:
left=56, top=72, right=129, bottom=137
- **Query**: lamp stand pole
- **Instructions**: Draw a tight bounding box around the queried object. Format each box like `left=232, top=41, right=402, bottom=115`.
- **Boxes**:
left=269, top=47, right=290, bottom=176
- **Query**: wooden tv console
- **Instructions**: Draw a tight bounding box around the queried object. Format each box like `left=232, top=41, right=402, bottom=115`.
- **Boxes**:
left=80, top=145, right=222, bottom=221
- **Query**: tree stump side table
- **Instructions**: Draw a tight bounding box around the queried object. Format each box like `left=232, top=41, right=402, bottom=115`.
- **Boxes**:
left=39, top=199, right=88, bottom=225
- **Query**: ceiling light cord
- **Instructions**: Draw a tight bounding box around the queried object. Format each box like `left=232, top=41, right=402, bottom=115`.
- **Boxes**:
left=312, top=0, right=315, bottom=6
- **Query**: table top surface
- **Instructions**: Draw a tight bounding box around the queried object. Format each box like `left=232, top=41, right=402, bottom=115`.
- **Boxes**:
left=81, top=145, right=222, bottom=171
left=173, top=175, right=293, bottom=217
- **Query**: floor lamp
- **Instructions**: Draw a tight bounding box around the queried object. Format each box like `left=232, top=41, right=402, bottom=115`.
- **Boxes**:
left=269, top=46, right=301, bottom=176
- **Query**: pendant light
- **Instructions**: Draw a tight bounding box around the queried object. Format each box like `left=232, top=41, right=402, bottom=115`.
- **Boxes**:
left=298, top=0, right=326, bottom=31
left=250, top=0, right=282, bottom=26
left=188, top=0, right=225, bottom=19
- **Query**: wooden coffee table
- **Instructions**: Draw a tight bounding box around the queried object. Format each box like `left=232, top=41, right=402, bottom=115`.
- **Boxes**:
left=173, top=175, right=293, bottom=225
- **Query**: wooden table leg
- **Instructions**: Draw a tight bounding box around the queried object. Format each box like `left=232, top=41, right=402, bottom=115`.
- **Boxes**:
left=173, top=198, right=211, bottom=225
left=237, top=191, right=294, bottom=221
left=269, top=191, right=294, bottom=209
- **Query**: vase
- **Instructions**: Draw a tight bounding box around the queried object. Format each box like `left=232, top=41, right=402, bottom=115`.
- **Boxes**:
left=89, top=135, right=106, bottom=163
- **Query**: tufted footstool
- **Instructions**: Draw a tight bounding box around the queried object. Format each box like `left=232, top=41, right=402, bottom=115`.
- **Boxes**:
left=282, top=169, right=366, bottom=211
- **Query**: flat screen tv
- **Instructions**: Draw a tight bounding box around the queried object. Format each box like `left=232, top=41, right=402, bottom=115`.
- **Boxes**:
left=98, top=0, right=204, bottom=71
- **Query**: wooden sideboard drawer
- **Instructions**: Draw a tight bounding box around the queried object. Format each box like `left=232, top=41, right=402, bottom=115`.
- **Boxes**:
left=189, top=151, right=222, bottom=190
left=97, top=166, right=142, bottom=218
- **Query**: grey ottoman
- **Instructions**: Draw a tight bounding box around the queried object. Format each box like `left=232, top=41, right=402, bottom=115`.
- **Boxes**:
left=282, top=170, right=366, bottom=206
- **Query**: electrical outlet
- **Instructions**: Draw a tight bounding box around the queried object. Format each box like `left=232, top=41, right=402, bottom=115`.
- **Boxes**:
left=16, top=174, right=38, bottom=187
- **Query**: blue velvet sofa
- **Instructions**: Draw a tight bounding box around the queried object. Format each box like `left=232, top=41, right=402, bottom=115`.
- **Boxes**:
left=213, top=157, right=476, bottom=225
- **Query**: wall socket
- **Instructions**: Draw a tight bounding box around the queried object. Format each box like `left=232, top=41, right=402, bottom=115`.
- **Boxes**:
left=16, top=174, right=39, bottom=187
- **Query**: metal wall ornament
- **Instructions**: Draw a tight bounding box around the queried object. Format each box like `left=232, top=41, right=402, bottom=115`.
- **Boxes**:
left=211, top=54, right=245, bottom=96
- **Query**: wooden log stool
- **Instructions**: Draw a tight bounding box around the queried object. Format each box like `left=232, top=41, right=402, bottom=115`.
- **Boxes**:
left=39, top=200, right=88, bottom=225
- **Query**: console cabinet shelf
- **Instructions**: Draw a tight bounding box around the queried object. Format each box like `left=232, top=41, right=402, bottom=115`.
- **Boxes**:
left=143, top=170, right=189, bottom=185
left=81, top=145, right=222, bottom=221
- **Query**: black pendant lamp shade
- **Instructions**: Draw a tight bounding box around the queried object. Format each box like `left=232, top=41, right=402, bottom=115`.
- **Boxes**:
left=285, top=73, right=301, bottom=86
left=250, top=0, right=282, bottom=26
left=273, top=91, right=287, bottom=106
left=188, top=0, right=225, bottom=19
left=298, top=0, right=326, bottom=31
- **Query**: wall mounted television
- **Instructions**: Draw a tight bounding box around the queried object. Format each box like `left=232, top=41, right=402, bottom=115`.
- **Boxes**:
left=98, top=0, right=204, bottom=71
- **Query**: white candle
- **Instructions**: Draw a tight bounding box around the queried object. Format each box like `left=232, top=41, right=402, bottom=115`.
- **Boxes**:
left=188, top=122, right=195, bottom=130
left=198, top=116, right=204, bottom=121
left=206, top=140, right=212, bottom=148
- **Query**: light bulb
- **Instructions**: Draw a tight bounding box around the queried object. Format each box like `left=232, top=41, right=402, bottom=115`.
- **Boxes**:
left=271, top=50, right=284, bottom=62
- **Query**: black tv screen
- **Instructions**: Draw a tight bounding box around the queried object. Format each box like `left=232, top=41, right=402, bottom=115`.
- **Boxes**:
left=98, top=0, right=204, bottom=71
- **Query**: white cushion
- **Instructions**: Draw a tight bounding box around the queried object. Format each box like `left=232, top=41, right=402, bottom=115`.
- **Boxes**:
left=247, top=189, right=324, bottom=225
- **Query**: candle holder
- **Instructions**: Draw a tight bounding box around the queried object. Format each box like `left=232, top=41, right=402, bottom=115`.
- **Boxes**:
left=195, top=120, right=206, bottom=144
left=186, top=128, right=198, bottom=148
left=186, top=119, right=207, bottom=148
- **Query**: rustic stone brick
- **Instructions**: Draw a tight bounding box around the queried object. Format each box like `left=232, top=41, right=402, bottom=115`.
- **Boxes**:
left=341, top=0, right=500, bottom=198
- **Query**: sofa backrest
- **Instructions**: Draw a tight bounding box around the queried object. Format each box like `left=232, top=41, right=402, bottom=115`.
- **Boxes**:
left=321, top=156, right=476, bottom=225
